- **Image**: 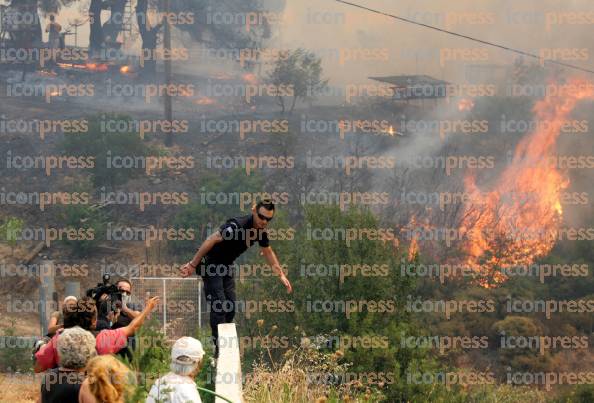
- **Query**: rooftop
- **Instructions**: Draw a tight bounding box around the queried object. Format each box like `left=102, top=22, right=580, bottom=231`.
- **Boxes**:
left=368, top=74, right=449, bottom=87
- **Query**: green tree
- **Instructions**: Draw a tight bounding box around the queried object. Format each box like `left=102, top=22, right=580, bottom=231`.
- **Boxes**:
left=0, top=320, right=32, bottom=372
left=492, top=316, right=553, bottom=373
left=56, top=203, right=106, bottom=257
left=267, top=48, right=328, bottom=114
left=237, top=205, right=451, bottom=401
left=60, top=115, right=151, bottom=189
left=0, top=217, right=24, bottom=256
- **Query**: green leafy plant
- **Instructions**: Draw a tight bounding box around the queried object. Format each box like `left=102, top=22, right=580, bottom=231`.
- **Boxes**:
left=0, top=320, right=33, bottom=373
left=267, top=48, right=328, bottom=114
left=0, top=217, right=24, bottom=256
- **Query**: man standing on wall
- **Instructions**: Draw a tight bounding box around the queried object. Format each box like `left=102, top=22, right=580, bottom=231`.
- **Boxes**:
left=180, top=198, right=292, bottom=357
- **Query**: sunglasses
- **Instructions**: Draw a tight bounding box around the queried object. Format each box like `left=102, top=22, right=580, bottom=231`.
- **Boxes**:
left=257, top=212, right=273, bottom=222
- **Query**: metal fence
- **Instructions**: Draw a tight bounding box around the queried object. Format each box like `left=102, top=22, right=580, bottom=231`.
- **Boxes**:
left=130, top=277, right=207, bottom=339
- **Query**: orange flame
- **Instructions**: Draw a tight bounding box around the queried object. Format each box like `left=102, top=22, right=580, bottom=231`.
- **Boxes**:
left=403, top=215, right=433, bottom=261
left=458, top=78, right=594, bottom=286
left=194, top=97, right=217, bottom=105
left=408, top=237, right=418, bottom=261
left=84, top=63, right=108, bottom=72
left=242, top=73, right=258, bottom=85
left=120, top=65, right=132, bottom=74
left=458, top=98, right=475, bottom=112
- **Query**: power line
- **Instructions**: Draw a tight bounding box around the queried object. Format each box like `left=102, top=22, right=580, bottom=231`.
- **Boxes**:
left=335, top=0, right=594, bottom=75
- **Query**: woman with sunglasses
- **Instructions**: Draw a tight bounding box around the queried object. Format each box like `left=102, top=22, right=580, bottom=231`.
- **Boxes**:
left=180, top=197, right=293, bottom=358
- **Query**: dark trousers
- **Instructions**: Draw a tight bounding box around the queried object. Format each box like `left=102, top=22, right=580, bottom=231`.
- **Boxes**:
left=203, top=264, right=236, bottom=357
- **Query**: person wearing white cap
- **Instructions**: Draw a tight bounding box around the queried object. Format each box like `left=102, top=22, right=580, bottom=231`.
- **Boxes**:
left=146, top=337, right=205, bottom=403
left=47, top=296, right=78, bottom=336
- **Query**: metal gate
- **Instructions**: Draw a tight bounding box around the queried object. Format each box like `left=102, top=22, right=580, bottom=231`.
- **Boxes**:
left=130, top=277, right=206, bottom=339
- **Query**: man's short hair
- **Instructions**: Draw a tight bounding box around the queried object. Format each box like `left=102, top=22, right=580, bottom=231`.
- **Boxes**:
left=116, top=278, right=132, bottom=288
left=63, top=297, right=97, bottom=330
left=256, top=197, right=274, bottom=212
left=57, top=326, right=97, bottom=369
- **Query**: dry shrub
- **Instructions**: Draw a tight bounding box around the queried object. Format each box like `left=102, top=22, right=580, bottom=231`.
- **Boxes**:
left=243, top=343, right=384, bottom=403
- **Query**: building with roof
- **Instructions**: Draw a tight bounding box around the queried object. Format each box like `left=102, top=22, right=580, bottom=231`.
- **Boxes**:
left=369, top=74, right=450, bottom=102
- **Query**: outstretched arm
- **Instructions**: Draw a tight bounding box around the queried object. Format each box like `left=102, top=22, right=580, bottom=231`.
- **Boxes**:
left=180, top=231, right=223, bottom=277
left=120, top=296, right=160, bottom=337
left=261, top=246, right=292, bottom=293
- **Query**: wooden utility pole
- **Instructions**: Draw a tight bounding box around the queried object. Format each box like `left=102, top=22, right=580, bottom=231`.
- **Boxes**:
left=163, top=0, right=173, bottom=146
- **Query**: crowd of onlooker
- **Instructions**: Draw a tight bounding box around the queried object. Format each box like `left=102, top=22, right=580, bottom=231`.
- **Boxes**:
left=35, top=279, right=206, bottom=403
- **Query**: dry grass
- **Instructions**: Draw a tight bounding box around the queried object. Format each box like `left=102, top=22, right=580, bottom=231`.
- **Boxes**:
left=0, top=373, right=41, bottom=403
left=243, top=346, right=383, bottom=403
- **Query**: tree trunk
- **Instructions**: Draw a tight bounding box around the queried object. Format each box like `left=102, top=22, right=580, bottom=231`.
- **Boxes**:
left=289, top=95, right=298, bottom=114
left=136, top=0, right=162, bottom=75
left=102, top=0, right=128, bottom=44
left=89, top=0, right=105, bottom=56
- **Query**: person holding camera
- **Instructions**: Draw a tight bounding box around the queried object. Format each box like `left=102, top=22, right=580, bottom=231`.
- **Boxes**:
left=34, top=296, right=160, bottom=372
left=180, top=198, right=292, bottom=357
left=113, top=279, right=142, bottom=328
left=93, top=279, right=141, bottom=331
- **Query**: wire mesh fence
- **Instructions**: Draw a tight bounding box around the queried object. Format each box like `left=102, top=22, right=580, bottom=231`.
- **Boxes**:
left=130, top=277, right=207, bottom=339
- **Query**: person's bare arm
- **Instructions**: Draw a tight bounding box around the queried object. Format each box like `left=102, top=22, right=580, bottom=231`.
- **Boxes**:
left=261, top=246, right=292, bottom=293
left=121, top=304, right=140, bottom=319
left=120, top=297, right=160, bottom=337
left=180, top=231, right=224, bottom=277
left=47, top=312, right=62, bottom=334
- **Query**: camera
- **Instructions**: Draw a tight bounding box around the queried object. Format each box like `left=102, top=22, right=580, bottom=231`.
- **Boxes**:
left=86, top=273, right=122, bottom=305
left=86, top=274, right=122, bottom=329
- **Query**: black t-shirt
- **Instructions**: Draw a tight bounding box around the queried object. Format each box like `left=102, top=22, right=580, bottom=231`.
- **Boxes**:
left=41, top=368, right=84, bottom=403
left=113, top=301, right=143, bottom=328
left=202, top=214, right=269, bottom=267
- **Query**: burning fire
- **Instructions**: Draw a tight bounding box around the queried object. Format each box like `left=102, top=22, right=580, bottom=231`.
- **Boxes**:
left=57, top=62, right=109, bottom=72
left=194, top=97, right=217, bottom=105
left=403, top=215, right=433, bottom=261
left=408, top=234, right=419, bottom=261
left=120, top=65, right=132, bottom=74
left=381, top=125, right=404, bottom=136
left=242, top=73, right=258, bottom=85
left=84, top=63, right=109, bottom=72
left=458, top=98, right=475, bottom=112
left=458, top=79, right=594, bottom=286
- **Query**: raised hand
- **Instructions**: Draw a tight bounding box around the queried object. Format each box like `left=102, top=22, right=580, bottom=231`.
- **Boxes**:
left=180, top=262, right=194, bottom=278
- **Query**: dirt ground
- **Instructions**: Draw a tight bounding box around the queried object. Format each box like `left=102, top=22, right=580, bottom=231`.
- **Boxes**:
left=0, top=373, right=40, bottom=403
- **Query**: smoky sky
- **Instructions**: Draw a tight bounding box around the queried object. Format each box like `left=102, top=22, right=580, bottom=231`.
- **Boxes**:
left=55, top=0, right=594, bottom=84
